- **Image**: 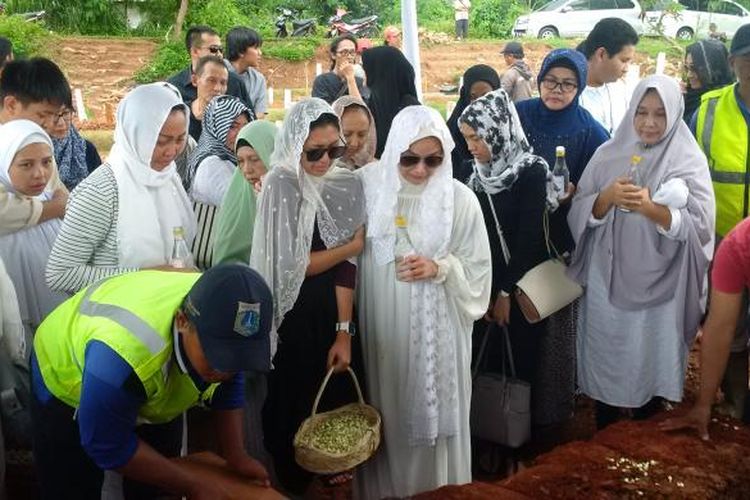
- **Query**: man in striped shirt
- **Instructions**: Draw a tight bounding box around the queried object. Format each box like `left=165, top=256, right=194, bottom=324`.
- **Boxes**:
left=0, top=57, right=70, bottom=234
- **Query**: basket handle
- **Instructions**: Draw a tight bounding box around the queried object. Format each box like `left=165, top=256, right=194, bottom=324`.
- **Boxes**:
left=311, top=366, right=365, bottom=416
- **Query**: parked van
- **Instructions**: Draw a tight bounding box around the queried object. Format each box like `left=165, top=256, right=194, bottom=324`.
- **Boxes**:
left=513, top=0, right=643, bottom=39
left=644, top=0, right=749, bottom=39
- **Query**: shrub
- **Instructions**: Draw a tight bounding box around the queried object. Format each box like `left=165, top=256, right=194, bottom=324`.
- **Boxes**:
left=472, top=0, right=527, bottom=38
left=5, top=0, right=126, bottom=35
left=0, top=13, right=55, bottom=57
left=263, top=38, right=320, bottom=61
left=134, top=40, right=188, bottom=84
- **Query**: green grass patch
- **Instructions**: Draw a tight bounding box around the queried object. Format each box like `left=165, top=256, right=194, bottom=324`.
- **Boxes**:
left=134, top=41, right=189, bottom=84
left=0, top=14, right=56, bottom=58
left=81, top=129, right=114, bottom=157
left=263, top=37, right=322, bottom=61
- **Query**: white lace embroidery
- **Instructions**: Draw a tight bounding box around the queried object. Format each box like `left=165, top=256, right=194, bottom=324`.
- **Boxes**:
left=362, top=105, right=459, bottom=446
left=250, top=99, right=365, bottom=358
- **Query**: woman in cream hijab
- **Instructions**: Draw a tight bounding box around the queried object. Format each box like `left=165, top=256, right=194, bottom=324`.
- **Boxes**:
left=331, top=95, right=377, bottom=170
left=46, top=83, right=196, bottom=294
left=357, top=105, right=491, bottom=498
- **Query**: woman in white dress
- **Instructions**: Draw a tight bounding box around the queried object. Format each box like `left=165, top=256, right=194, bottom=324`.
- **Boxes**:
left=357, top=105, right=492, bottom=498
left=568, top=75, right=715, bottom=429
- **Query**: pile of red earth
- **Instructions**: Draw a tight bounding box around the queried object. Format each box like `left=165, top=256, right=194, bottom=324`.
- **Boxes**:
left=416, top=414, right=750, bottom=499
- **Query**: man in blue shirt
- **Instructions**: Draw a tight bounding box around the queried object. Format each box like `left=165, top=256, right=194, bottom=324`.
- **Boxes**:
left=31, top=264, right=273, bottom=499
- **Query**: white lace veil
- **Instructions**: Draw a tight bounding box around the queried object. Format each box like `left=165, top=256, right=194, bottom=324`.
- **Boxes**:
left=361, top=105, right=459, bottom=446
left=250, top=98, right=365, bottom=356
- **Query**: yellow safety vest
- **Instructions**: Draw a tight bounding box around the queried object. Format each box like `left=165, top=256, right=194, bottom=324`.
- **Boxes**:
left=696, top=83, right=750, bottom=237
left=34, top=271, right=219, bottom=424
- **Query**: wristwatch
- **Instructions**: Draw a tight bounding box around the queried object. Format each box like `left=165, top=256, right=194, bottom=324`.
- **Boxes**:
left=499, top=290, right=510, bottom=298
left=335, top=321, right=356, bottom=336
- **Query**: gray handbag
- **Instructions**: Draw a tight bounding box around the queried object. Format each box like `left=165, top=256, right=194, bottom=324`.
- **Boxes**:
left=470, top=324, right=531, bottom=448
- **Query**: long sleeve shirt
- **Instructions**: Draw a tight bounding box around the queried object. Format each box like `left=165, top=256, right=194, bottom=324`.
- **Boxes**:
left=0, top=162, right=66, bottom=236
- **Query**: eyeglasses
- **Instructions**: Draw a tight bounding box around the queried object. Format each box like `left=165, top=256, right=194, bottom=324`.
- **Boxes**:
left=304, top=145, right=347, bottom=162
left=206, top=45, right=223, bottom=54
left=541, top=77, right=578, bottom=93
left=399, top=154, right=444, bottom=168
left=41, top=108, right=74, bottom=126
left=336, top=49, right=356, bottom=57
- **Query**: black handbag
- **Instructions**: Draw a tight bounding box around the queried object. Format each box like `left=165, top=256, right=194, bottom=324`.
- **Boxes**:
left=470, top=324, right=531, bottom=448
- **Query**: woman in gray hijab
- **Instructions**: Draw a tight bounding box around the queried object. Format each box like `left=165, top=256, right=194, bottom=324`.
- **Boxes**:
left=568, top=75, right=715, bottom=429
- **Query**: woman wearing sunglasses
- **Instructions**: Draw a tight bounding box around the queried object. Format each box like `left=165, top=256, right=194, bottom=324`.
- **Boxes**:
left=356, top=105, right=491, bottom=498
left=682, top=40, right=733, bottom=123
left=459, top=89, right=558, bottom=438
left=250, top=98, right=366, bottom=497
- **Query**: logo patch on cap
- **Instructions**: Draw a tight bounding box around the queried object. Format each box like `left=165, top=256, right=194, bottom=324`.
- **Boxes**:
left=234, top=301, right=260, bottom=337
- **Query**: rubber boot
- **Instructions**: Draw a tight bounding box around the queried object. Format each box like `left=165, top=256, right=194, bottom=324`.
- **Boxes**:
left=719, top=350, right=749, bottom=419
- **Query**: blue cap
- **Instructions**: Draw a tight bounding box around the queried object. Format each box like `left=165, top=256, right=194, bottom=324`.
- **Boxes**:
left=183, top=264, right=272, bottom=373
left=731, top=24, right=750, bottom=57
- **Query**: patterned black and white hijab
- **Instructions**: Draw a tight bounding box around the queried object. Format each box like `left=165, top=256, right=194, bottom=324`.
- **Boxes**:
left=186, top=94, right=251, bottom=189
left=460, top=89, right=561, bottom=208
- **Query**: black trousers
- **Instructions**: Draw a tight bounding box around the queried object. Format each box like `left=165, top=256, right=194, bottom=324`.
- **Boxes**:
left=31, top=392, right=182, bottom=500
left=455, top=19, right=469, bottom=38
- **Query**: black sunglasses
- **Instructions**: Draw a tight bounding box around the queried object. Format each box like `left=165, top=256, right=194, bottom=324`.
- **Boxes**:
left=541, top=77, right=577, bottom=93
left=399, top=154, right=444, bottom=168
left=304, top=145, right=347, bottom=162
left=207, top=45, right=224, bottom=54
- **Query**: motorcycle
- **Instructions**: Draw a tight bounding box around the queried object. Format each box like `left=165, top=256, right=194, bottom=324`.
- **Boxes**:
left=328, top=8, right=379, bottom=38
left=275, top=7, right=316, bottom=38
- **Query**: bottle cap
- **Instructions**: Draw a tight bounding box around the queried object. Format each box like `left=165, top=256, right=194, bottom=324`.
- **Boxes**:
left=173, top=226, right=185, bottom=238
left=395, top=215, right=407, bottom=228
left=631, top=155, right=642, bottom=165
left=556, top=146, right=565, bottom=156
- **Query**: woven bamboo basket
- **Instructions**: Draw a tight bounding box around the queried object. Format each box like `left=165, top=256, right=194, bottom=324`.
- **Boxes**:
left=294, top=367, right=381, bottom=474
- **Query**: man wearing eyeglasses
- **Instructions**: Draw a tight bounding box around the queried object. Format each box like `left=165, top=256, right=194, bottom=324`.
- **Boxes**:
left=0, top=57, right=70, bottom=236
left=168, top=25, right=254, bottom=116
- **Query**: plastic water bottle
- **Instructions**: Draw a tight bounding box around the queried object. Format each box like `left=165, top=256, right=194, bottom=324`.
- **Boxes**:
left=552, top=146, right=569, bottom=199
left=618, top=155, right=643, bottom=213
left=170, top=226, right=194, bottom=269
left=394, top=216, right=415, bottom=281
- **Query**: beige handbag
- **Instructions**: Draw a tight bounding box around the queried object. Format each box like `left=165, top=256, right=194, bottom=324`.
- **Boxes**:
left=486, top=194, right=582, bottom=324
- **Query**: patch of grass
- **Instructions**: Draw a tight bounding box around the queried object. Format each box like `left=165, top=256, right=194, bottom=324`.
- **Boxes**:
left=263, top=38, right=322, bottom=61
left=134, top=41, right=190, bottom=84
left=638, top=36, right=690, bottom=58
left=81, top=129, right=114, bottom=157
left=0, top=14, right=56, bottom=58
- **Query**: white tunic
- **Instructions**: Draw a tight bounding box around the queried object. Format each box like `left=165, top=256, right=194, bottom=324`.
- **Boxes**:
left=577, top=212, right=690, bottom=408
left=356, top=179, right=491, bottom=499
left=579, top=80, right=631, bottom=135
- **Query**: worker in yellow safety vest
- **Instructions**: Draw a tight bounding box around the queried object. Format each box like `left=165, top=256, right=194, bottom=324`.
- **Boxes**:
left=692, top=23, right=750, bottom=424
left=30, top=264, right=273, bottom=500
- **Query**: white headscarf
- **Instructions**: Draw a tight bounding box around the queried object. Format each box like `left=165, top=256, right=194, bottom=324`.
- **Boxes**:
left=0, top=120, right=66, bottom=332
left=108, top=82, right=196, bottom=268
left=360, top=105, right=459, bottom=446
left=250, top=98, right=365, bottom=356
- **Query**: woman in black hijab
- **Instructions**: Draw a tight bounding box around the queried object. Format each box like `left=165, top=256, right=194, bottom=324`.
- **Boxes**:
left=446, top=64, right=501, bottom=183
left=683, top=39, right=734, bottom=122
left=362, top=46, right=420, bottom=158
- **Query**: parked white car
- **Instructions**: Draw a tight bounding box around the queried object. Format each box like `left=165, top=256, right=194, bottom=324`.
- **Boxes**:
left=512, top=0, right=643, bottom=39
left=644, top=0, right=749, bottom=40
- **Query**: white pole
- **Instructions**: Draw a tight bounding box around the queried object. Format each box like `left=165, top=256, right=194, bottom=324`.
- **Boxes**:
left=655, top=52, right=666, bottom=75
left=401, top=0, right=423, bottom=102
left=284, top=89, right=293, bottom=110
left=268, top=87, right=274, bottom=105
left=316, top=63, right=323, bottom=76
left=74, top=89, right=88, bottom=121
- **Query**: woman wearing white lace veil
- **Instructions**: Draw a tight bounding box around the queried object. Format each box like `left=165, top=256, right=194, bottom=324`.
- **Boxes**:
left=356, top=105, right=491, bottom=498
left=249, top=98, right=366, bottom=496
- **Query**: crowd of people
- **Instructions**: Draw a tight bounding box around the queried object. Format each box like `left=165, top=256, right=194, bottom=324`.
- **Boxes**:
left=0, top=14, right=749, bottom=500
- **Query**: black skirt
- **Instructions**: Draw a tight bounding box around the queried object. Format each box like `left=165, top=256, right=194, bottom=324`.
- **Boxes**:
left=262, top=267, right=364, bottom=495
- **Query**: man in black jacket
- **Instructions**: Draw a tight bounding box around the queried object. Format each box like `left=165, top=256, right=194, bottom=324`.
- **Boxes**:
left=168, top=25, right=254, bottom=117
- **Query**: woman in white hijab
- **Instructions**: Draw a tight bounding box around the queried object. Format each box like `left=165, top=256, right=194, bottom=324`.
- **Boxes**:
left=568, top=75, right=715, bottom=429
left=46, top=83, right=196, bottom=294
left=356, top=105, right=491, bottom=498
left=331, top=95, right=377, bottom=170
left=250, top=98, right=366, bottom=496
left=0, top=120, right=66, bottom=336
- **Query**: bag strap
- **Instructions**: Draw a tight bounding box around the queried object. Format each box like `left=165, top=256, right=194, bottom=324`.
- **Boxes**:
left=500, top=325, right=517, bottom=379
left=471, top=323, right=518, bottom=380
left=485, top=193, right=511, bottom=265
